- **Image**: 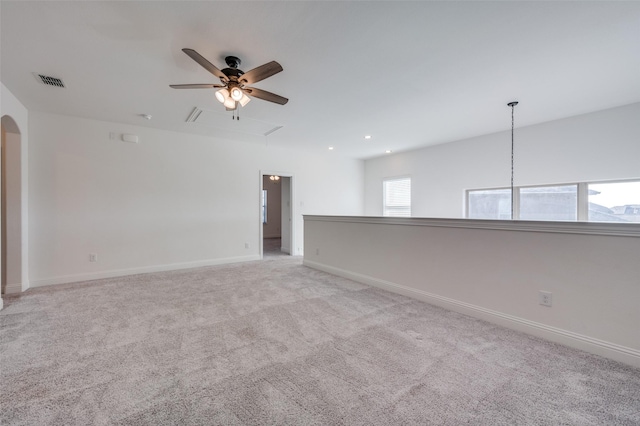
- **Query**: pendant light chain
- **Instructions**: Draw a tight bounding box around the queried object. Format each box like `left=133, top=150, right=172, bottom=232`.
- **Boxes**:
left=508, top=101, right=518, bottom=220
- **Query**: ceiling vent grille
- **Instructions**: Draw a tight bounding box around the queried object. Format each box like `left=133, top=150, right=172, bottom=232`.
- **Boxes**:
left=37, top=74, right=65, bottom=88
left=186, top=106, right=283, bottom=137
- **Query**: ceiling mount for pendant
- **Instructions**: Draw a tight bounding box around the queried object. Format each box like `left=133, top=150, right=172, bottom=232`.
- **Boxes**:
left=224, top=56, right=241, bottom=69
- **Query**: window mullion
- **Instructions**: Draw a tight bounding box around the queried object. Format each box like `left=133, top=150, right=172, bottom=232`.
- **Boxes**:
left=577, top=182, right=588, bottom=221
left=513, top=187, right=521, bottom=220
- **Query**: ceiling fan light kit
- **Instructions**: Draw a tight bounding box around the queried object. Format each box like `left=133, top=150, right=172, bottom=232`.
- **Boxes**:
left=215, top=88, right=229, bottom=103
left=230, top=87, right=243, bottom=101
left=170, top=49, right=288, bottom=112
left=223, top=97, right=236, bottom=110
left=238, top=94, right=251, bottom=107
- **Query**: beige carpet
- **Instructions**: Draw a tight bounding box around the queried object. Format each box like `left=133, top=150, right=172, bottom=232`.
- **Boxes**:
left=263, top=237, right=284, bottom=257
left=1, top=257, right=639, bottom=425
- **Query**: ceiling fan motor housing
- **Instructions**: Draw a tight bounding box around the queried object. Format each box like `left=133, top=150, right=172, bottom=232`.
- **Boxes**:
left=221, top=68, right=244, bottom=81
left=221, top=56, right=245, bottom=82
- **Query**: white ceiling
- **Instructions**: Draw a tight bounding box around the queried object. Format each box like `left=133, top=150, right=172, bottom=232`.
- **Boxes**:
left=1, top=1, right=639, bottom=159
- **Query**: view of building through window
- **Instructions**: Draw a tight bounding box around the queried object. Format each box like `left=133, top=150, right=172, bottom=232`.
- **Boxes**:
left=468, top=180, right=640, bottom=223
left=519, top=185, right=577, bottom=221
left=589, top=181, right=640, bottom=222
left=467, top=189, right=511, bottom=220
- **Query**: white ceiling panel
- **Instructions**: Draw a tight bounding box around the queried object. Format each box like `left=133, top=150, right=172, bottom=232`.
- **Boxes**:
left=1, top=1, right=639, bottom=158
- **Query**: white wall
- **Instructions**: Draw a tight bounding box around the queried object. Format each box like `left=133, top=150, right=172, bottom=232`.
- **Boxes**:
left=28, top=112, right=364, bottom=286
left=304, top=216, right=640, bottom=367
left=262, top=175, right=282, bottom=239
left=0, top=83, right=29, bottom=304
left=365, top=103, right=640, bottom=218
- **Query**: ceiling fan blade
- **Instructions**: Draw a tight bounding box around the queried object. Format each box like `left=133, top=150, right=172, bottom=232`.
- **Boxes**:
left=169, top=84, right=223, bottom=89
left=239, top=61, right=283, bottom=85
left=244, top=87, right=288, bottom=105
left=182, top=48, right=229, bottom=82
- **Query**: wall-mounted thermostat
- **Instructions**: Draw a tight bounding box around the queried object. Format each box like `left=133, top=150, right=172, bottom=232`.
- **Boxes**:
left=121, top=134, right=139, bottom=143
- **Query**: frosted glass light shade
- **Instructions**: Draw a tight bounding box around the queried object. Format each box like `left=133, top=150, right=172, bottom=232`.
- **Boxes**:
left=215, top=88, right=229, bottom=103
left=230, top=87, right=243, bottom=101
left=223, top=97, right=236, bottom=109
left=239, top=94, right=251, bottom=107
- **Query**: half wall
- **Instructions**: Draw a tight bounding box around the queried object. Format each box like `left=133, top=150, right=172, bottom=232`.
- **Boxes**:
left=304, top=215, right=640, bottom=367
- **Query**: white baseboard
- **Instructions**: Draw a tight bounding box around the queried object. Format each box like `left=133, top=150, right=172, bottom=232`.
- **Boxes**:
left=303, top=259, right=640, bottom=369
left=30, top=255, right=261, bottom=288
left=0, top=296, right=3, bottom=311
left=3, top=282, right=23, bottom=295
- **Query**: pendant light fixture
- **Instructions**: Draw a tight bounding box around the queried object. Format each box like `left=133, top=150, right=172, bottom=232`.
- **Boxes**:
left=508, top=101, right=519, bottom=220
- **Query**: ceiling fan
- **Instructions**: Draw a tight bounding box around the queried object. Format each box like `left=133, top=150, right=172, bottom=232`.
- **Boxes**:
left=170, top=48, right=288, bottom=111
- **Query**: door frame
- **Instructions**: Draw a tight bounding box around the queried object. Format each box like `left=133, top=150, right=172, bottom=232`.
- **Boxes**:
left=259, top=171, right=295, bottom=258
left=1, top=115, right=25, bottom=301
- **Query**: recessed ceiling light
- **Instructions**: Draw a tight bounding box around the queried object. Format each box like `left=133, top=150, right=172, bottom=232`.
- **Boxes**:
left=385, top=150, right=392, bottom=154
left=328, top=146, right=334, bottom=150
left=364, top=135, right=372, bottom=140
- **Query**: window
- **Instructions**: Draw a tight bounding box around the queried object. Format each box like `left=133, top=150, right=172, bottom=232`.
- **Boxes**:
left=262, top=190, right=268, bottom=224
left=467, top=179, right=640, bottom=222
left=519, top=185, right=577, bottom=221
left=383, top=177, right=411, bottom=217
left=589, top=181, right=640, bottom=223
left=468, top=189, right=511, bottom=220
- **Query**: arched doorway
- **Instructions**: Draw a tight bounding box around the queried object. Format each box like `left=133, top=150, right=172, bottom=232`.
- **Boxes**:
left=1, top=115, right=23, bottom=300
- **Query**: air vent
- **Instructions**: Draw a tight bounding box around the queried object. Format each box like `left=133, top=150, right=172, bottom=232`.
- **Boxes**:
left=36, top=74, right=65, bottom=88
left=186, top=107, right=283, bottom=137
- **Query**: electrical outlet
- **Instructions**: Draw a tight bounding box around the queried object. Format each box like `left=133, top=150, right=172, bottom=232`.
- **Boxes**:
left=89, top=253, right=98, bottom=262
left=539, top=291, right=552, bottom=307
left=245, top=242, right=250, bottom=249
left=316, top=248, right=320, bottom=255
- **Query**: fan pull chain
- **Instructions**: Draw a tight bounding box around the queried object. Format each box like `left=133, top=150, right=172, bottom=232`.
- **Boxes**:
left=508, top=101, right=518, bottom=220
left=231, top=103, right=240, bottom=120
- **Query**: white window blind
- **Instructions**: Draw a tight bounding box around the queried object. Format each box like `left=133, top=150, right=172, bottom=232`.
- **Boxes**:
left=383, top=177, right=411, bottom=217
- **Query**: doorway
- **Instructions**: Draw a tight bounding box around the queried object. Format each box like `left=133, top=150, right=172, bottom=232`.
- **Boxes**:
left=1, top=115, right=23, bottom=297
left=260, top=173, right=293, bottom=258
